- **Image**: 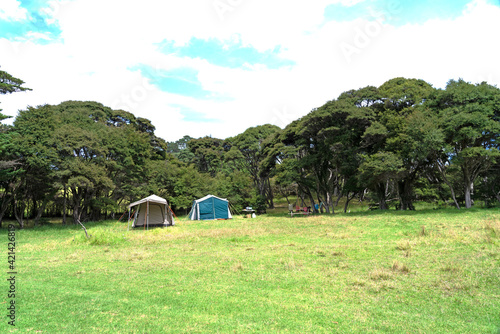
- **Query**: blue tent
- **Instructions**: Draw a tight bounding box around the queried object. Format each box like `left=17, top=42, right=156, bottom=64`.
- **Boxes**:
left=188, top=195, right=232, bottom=220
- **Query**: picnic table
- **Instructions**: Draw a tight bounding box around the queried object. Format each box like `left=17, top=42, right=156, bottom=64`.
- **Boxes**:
left=289, top=204, right=312, bottom=217
left=242, top=208, right=256, bottom=218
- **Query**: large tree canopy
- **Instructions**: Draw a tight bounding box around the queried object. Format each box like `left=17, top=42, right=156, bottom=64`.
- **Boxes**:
left=0, top=68, right=31, bottom=227
left=1, top=76, right=499, bottom=226
left=428, top=80, right=500, bottom=208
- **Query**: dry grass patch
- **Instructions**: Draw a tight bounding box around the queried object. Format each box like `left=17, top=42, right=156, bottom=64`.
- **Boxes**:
left=351, top=277, right=367, bottom=287
left=396, top=239, right=413, bottom=250
left=279, top=257, right=302, bottom=271
left=324, top=267, right=339, bottom=278
left=440, top=262, right=461, bottom=273
left=126, top=250, right=152, bottom=262
left=314, top=249, right=327, bottom=257
left=331, top=250, right=344, bottom=257
left=484, top=219, right=500, bottom=238
left=392, top=260, right=411, bottom=273
left=368, top=280, right=397, bottom=293
left=419, top=225, right=428, bottom=237
left=369, top=268, right=393, bottom=281
left=22, top=239, right=66, bottom=252
left=232, top=262, right=245, bottom=272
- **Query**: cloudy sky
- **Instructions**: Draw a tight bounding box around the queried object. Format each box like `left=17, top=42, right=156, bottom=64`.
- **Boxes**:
left=1, top=0, right=499, bottom=141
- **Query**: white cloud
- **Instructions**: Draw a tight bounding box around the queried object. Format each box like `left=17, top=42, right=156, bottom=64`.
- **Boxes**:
left=0, top=0, right=27, bottom=21
left=1, top=0, right=499, bottom=141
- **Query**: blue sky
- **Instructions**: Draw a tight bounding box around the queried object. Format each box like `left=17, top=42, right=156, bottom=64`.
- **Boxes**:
left=156, top=38, right=295, bottom=70
left=0, top=0, right=60, bottom=40
left=1, top=0, right=499, bottom=140
left=132, top=65, right=216, bottom=100
left=324, top=0, right=476, bottom=25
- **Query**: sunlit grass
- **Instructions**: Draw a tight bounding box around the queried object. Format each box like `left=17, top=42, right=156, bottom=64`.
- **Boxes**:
left=2, top=207, right=499, bottom=333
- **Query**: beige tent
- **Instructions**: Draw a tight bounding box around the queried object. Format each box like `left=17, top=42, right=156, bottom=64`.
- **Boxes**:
left=127, top=195, right=175, bottom=229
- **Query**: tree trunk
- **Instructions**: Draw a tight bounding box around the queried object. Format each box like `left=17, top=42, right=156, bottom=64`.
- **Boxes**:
left=464, top=182, right=473, bottom=209
left=323, top=192, right=330, bottom=214
left=463, top=168, right=473, bottom=209
left=34, top=198, right=49, bottom=226
left=306, top=191, right=317, bottom=214
left=284, top=193, right=290, bottom=205
left=266, top=178, right=274, bottom=209
left=73, top=205, right=80, bottom=224
left=327, top=191, right=335, bottom=214
left=63, top=184, right=67, bottom=225
left=448, top=181, right=461, bottom=209
left=344, top=192, right=354, bottom=213
left=398, top=179, right=415, bottom=210
left=377, top=183, right=388, bottom=210
left=436, top=160, right=460, bottom=209
left=334, top=193, right=342, bottom=207
left=13, top=200, right=24, bottom=229
left=0, top=194, right=13, bottom=228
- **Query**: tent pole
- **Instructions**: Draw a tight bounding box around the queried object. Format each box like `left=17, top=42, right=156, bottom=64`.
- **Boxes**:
left=167, top=205, right=176, bottom=226
left=127, top=208, right=131, bottom=231
left=146, top=201, right=150, bottom=231
left=168, top=205, right=177, bottom=219
left=213, top=197, right=216, bottom=220
left=164, top=204, right=167, bottom=226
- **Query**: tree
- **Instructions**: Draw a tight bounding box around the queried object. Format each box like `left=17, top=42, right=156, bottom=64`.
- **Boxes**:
left=0, top=128, right=21, bottom=226
left=12, top=101, right=169, bottom=224
left=377, top=78, right=436, bottom=210
left=336, top=86, right=384, bottom=211
left=0, top=68, right=31, bottom=122
left=11, top=105, right=59, bottom=226
left=0, top=68, right=31, bottom=95
left=0, top=68, right=31, bottom=227
left=429, top=80, right=500, bottom=208
left=228, top=124, right=281, bottom=208
left=359, top=152, right=403, bottom=209
left=167, top=135, right=195, bottom=163
left=188, top=136, right=225, bottom=176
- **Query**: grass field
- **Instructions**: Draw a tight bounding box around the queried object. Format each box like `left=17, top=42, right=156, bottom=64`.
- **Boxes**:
left=1, top=207, right=499, bottom=333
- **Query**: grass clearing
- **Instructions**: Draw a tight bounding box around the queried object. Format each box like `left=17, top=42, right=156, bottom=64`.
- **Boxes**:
left=1, top=208, right=500, bottom=333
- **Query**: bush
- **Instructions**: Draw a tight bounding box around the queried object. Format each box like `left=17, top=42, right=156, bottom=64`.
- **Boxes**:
left=252, top=194, right=267, bottom=214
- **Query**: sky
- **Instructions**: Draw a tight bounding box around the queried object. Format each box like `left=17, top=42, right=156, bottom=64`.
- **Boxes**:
left=1, top=0, right=499, bottom=141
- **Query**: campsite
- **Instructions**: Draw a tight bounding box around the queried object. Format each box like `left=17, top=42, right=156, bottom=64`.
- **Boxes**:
left=6, top=205, right=500, bottom=333
left=2, top=1, right=500, bottom=331
left=1, top=70, right=500, bottom=334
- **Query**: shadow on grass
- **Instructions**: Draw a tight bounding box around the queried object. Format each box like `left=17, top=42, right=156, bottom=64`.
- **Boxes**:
left=3, top=205, right=498, bottom=231
left=0, top=219, right=127, bottom=232
left=263, top=206, right=500, bottom=219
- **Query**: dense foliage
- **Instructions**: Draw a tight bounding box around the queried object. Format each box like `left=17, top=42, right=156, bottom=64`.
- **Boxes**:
left=1, top=70, right=499, bottom=227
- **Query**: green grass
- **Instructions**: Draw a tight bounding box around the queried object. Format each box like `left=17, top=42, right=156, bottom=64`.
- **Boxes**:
left=1, top=208, right=500, bottom=333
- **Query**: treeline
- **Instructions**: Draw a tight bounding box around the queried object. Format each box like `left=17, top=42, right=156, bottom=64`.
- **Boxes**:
left=0, top=100, right=274, bottom=227
left=271, top=78, right=500, bottom=212
left=1, top=72, right=499, bottom=227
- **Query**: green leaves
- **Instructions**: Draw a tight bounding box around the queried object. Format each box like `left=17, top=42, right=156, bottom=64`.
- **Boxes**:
left=7, top=101, right=175, bottom=223
left=429, top=80, right=500, bottom=207
left=0, top=69, right=32, bottom=95
left=359, top=151, right=404, bottom=186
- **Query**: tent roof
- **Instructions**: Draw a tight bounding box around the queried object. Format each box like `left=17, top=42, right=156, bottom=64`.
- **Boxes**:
left=193, top=194, right=228, bottom=204
left=128, top=195, right=167, bottom=208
